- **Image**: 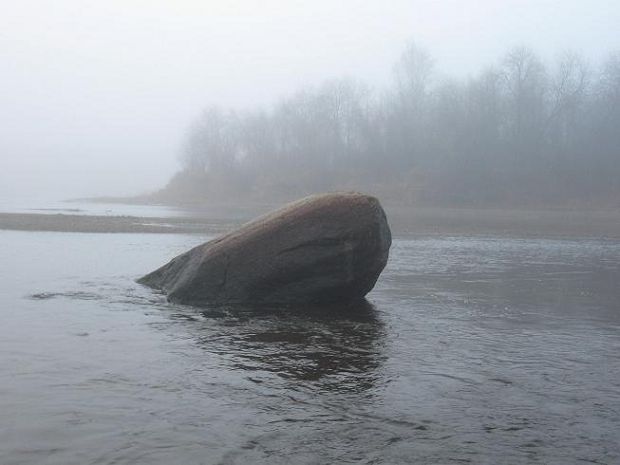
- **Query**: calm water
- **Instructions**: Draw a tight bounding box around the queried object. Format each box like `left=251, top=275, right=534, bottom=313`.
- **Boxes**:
left=1, top=228, right=619, bottom=464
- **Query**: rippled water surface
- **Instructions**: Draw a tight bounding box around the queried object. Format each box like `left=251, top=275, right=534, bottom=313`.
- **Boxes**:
left=1, top=229, right=619, bottom=464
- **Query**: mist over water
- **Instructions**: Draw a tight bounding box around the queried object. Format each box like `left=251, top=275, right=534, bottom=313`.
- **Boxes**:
left=2, top=0, right=619, bottom=203
left=2, top=2, right=620, bottom=464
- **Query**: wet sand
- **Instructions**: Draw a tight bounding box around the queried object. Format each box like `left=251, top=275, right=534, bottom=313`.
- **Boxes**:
left=386, top=206, right=620, bottom=239
left=1, top=207, right=620, bottom=238
left=0, top=213, right=238, bottom=235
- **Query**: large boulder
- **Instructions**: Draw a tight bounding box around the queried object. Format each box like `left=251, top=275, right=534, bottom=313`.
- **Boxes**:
left=138, top=192, right=391, bottom=306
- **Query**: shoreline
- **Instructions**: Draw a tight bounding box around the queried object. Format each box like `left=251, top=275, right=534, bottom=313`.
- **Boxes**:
left=0, top=212, right=240, bottom=235
left=70, top=193, right=620, bottom=212
left=2, top=207, right=620, bottom=239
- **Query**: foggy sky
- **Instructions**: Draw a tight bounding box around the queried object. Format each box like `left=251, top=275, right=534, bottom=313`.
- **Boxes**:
left=1, top=0, right=619, bottom=202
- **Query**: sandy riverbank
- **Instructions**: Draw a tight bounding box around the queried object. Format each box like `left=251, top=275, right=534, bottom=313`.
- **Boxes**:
left=1, top=207, right=620, bottom=239
left=0, top=213, right=238, bottom=235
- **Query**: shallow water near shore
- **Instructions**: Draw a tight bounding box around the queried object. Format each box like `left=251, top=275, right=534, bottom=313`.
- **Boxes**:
left=1, top=225, right=620, bottom=464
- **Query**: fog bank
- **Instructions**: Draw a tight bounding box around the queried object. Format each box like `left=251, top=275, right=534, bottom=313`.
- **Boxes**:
left=1, top=0, right=619, bottom=203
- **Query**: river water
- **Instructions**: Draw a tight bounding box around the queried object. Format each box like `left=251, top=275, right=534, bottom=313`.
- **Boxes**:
left=1, top=220, right=619, bottom=464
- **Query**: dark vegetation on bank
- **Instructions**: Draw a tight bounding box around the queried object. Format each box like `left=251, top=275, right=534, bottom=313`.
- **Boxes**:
left=139, top=43, right=620, bottom=209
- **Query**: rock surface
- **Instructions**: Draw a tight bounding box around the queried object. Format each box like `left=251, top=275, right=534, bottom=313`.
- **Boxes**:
left=138, top=192, right=391, bottom=306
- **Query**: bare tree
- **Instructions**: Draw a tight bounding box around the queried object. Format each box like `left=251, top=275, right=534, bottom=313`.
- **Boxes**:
left=167, top=44, right=620, bottom=208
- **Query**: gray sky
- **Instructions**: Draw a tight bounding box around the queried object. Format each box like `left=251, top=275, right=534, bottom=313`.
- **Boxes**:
left=1, top=0, right=618, bottom=202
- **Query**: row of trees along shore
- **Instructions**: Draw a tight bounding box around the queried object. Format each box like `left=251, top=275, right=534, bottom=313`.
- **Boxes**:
left=155, top=44, right=620, bottom=208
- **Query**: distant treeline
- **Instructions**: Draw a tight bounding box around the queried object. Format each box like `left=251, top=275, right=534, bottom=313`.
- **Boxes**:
left=156, top=44, right=620, bottom=207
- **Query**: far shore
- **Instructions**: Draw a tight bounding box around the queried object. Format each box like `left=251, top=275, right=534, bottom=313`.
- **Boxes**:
left=2, top=205, right=620, bottom=239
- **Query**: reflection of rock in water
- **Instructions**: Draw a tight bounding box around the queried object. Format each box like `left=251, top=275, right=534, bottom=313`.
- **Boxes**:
left=194, top=300, right=385, bottom=393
